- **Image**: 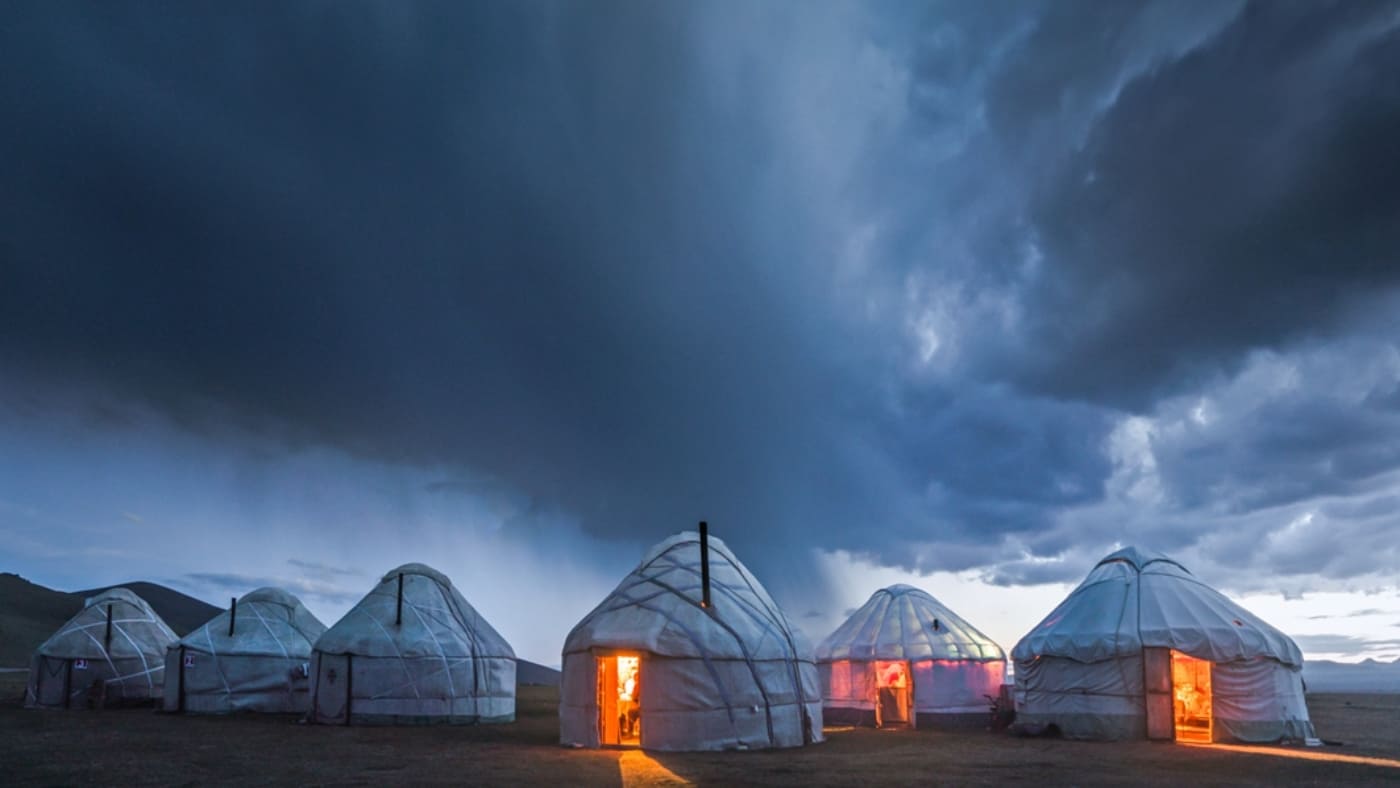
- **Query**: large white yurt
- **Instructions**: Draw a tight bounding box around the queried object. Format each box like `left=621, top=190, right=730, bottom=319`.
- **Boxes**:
left=1012, top=547, right=1314, bottom=743
left=308, top=563, right=516, bottom=725
left=560, top=526, right=823, bottom=751
left=26, top=587, right=178, bottom=709
left=817, top=584, right=1005, bottom=728
left=163, top=587, right=328, bottom=714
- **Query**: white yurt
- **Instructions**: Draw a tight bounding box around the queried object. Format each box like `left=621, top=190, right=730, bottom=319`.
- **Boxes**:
left=1012, top=547, right=1314, bottom=743
left=26, top=587, right=178, bottom=709
left=163, top=587, right=327, bottom=714
left=560, top=526, right=823, bottom=751
left=817, top=584, right=1005, bottom=728
left=308, top=563, right=516, bottom=725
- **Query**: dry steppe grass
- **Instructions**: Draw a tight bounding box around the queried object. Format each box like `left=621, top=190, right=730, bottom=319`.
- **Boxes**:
left=1, top=674, right=1396, bottom=786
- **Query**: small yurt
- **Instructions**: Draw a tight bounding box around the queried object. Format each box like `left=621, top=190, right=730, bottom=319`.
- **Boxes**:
left=560, top=525, right=823, bottom=751
left=817, top=584, right=1005, bottom=728
left=163, top=587, right=327, bottom=714
left=1012, top=547, right=1314, bottom=743
left=26, top=587, right=178, bottom=709
left=308, top=563, right=516, bottom=725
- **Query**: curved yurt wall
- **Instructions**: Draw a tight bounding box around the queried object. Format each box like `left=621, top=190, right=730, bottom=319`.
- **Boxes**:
left=816, top=584, right=1005, bottom=727
left=560, top=527, right=823, bottom=752
left=1012, top=547, right=1313, bottom=743
left=163, top=587, right=327, bottom=714
left=26, top=587, right=177, bottom=709
left=309, top=563, right=516, bottom=725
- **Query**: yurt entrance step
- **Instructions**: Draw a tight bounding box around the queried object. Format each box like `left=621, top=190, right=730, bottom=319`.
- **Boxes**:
left=597, top=654, right=642, bottom=746
left=874, top=660, right=913, bottom=729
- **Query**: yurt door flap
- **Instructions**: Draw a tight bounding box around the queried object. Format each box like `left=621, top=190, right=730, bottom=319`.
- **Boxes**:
left=314, top=654, right=350, bottom=725
left=1144, top=647, right=1173, bottom=740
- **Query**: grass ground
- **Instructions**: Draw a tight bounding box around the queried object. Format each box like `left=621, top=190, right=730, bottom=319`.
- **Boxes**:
left=2, top=674, right=1397, bottom=786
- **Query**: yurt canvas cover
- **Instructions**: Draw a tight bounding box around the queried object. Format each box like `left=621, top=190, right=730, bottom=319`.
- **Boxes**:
left=26, top=587, right=177, bottom=708
left=309, top=563, right=516, bottom=725
left=560, top=530, right=824, bottom=752
left=817, top=584, right=1005, bottom=727
left=1012, top=547, right=1314, bottom=743
left=164, top=587, right=327, bottom=714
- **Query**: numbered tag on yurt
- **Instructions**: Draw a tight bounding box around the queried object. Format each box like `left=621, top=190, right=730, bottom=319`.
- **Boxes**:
left=184, top=654, right=196, bottom=668
left=73, top=659, right=88, bottom=670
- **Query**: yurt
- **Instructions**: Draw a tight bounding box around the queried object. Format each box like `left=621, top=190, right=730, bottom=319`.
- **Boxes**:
left=308, top=563, right=516, bottom=725
left=1012, top=547, right=1314, bottom=743
left=560, top=525, right=823, bottom=751
left=163, top=587, right=327, bottom=714
left=26, top=587, right=178, bottom=709
left=816, top=584, right=1005, bottom=728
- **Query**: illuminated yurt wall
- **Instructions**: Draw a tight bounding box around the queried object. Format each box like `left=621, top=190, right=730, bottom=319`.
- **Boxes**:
left=817, top=584, right=1005, bottom=727
left=559, top=526, right=823, bottom=751
left=1012, top=547, right=1313, bottom=743
left=309, top=563, right=516, bottom=725
left=164, top=587, right=327, bottom=714
left=26, top=587, right=177, bottom=708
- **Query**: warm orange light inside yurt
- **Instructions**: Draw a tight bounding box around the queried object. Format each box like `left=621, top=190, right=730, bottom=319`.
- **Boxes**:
left=596, top=654, right=642, bottom=746
left=1171, top=651, right=1212, bottom=743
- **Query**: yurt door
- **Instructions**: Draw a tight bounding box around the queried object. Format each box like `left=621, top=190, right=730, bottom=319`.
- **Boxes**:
left=1144, top=647, right=1173, bottom=740
left=314, top=654, right=350, bottom=725
left=1170, top=651, right=1212, bottom=743
left=34, top=656, right=70, bottom=708
left=596, top=654, right=641, bottom=746
left=875, top=660, right=912, bottom=727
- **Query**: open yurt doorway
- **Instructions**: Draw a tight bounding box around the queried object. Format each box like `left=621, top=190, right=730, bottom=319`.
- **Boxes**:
left=874, top=660, right=912, bottom=728
left=1171, top=651, right=1212, bottom=743
left=596, top=653, right=642, bottom=746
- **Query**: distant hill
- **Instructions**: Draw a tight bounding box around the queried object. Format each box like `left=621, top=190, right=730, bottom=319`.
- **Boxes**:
left=517, top=660, right=561, bottom=687
left=0, top=573, right=89, bottom=668
left=0, top=573, right=220, bottom=668
left=1304, top=658, right=1400, bottom=694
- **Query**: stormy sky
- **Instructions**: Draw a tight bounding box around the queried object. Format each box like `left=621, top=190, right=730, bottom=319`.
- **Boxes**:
left=3, top=1, right=1400, bottom=665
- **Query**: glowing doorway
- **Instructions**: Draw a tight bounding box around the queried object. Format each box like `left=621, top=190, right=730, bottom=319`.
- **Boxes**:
left=597, top=654, right=642, bottom=746
left=1171, top=651, right=1212, bottom=743
left=874, top=660, right=912, bottom=728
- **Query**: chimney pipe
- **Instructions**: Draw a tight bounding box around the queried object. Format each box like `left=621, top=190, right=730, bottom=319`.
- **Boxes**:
left=699, top=521, right=711, bottom=609
left=104, top=604, right=113, bottom=649
left=396, top=573, right=404, bottom=626
left=228, top=597, right=238, bottom=637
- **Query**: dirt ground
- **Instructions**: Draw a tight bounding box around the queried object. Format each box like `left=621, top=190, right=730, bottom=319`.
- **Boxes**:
left=2, top=674, right=1397, bottom=786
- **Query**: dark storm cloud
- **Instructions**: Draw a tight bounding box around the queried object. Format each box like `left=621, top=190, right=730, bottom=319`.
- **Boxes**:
left=0, top=2, right=942, bottom=583
left=1009, top=1, right=1400, bottom=408
left=981, top=557, right=1086, bottom=588
left=1148, top=345, right=1400, bottom=514
left=4, top=0, right=1400, bottom=600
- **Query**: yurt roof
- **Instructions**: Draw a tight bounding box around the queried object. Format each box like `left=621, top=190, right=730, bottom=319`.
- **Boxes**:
left=36, top=587, right=177, bottom=659
left=314, top=562, right=515, bottom=660
left=563, top=531, right=814, bottom=662
left=1011, top=546, right=1304, bottom=666
left=816, top=584, right=1004, bottom=662
left=176, top=586, right=327, bottom=658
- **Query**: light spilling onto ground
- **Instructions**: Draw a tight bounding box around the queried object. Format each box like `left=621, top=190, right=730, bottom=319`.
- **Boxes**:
left=617, top=750, right=693, bottom=786
left=1183, top=743, right=1400, bottom=769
